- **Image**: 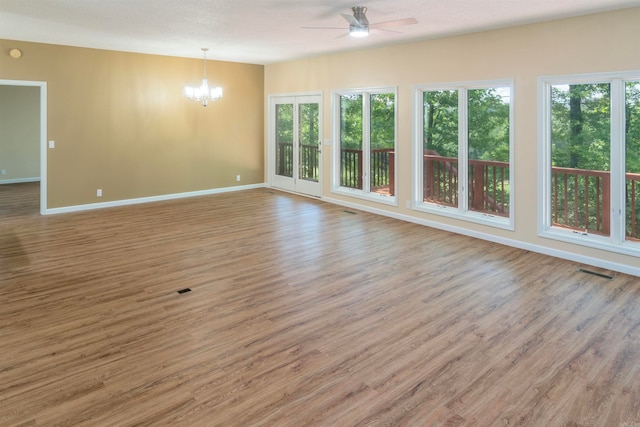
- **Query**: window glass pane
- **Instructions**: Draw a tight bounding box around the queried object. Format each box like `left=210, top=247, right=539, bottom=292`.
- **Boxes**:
left=370, top=93, right=395, bottom=196
left=550, top=83, right=611, bottom=236
left=467, top=88, right=511, bottom=216
left=626, top=81, right=640, bottom=241
left=340, top=94, right=363, bottom=189
left=423, top=90, right=458, bottom=207
left=275, top=104, right=293, bottom=178
left=298, top=103, right=319, bottom=182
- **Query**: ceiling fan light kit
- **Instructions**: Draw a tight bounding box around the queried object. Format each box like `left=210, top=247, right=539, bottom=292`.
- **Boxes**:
left=349, top=25, right=370, bottom=37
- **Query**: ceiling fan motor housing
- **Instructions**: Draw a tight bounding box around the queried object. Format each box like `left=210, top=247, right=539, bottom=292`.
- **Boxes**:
left=352, top=6, right=369, bottom=26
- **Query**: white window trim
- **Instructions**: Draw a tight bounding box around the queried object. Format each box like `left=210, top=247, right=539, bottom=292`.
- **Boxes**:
left=413, top=79, right=515, bottom=231
left=331, top=87, right=398, bottom=206
left=537, top=70, right=640, bottom=257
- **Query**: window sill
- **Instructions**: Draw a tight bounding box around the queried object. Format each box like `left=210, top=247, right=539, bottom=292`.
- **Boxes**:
left=331, top=187, right=397, bottom=207
left=539, top=227, right=640, bottom=258
left=414, top=202, right=514, bottom=231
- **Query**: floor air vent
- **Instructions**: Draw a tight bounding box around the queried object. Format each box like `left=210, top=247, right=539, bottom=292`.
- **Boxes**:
left=177, top=288, right=192, bottom=294
left=577, top=268, right=614, bottom=280
left=343, top=210, right=357, bottom=215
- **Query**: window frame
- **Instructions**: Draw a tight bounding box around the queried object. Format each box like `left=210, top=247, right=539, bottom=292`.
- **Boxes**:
left=537, top=71, right=640, bottom=256
left=413, top=79, right=515, bottom=230
left=331, top=86, right=398, bottom=206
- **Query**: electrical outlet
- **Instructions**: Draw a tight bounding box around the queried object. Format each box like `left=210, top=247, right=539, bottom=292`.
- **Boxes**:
left=97, top=189, right=102, bottom=197
left=0, top=169, right=6, bottom=176
left=406, top=200, right=411, bottom=208
left=236, top=175, right=241, bottom=182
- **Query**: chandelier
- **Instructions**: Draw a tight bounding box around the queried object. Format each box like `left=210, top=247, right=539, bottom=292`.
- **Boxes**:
left=184, top=48, right=223, bottom=107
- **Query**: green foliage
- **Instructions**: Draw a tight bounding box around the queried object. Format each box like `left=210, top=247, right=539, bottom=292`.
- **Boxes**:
left=340, top=92, right=396, bottom=150
left=340, top=94, right=363, bottom=149
left=626, top=82, right=640, bottom=173
left=468, top=88, right=510, bottom=162
left=423, top=90, right=458, bottom=157
left=551, top=83, right=610, bottom=170
left=299, top=103, right=319, bottom=147
left=276, top=104, right=293, bottom=143
left=370, top=93, right=395, bottom=149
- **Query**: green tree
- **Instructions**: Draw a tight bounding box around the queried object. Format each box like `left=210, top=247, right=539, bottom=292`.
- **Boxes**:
left=299, top=103, right=318, bottom=146
left=626, top=82, right=640, bottom=173
left=340, top=94, right=363, bottom=150
left=467, top=88, right=510, bottom=162
left=276, top=104, right=293, bottom=143
left=370, top=93, right=395, bottom=149
left=551, top=83, right=610, bottom=170
left=423, top=90, right=458, bottom=157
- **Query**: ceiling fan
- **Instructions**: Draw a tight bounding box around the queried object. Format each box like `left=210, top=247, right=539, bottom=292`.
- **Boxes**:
left=302, top=6, right=418, bottom=38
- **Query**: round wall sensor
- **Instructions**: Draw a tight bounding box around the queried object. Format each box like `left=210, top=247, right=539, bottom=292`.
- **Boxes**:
left=9, top=48, right=22, bottom=59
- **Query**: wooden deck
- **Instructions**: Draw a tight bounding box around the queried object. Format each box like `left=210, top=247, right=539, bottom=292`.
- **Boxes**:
left=1, top=183, right=640, bottom=426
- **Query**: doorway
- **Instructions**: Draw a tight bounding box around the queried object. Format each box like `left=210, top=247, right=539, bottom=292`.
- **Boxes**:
left=269, top=94, right=322, bottom=197
left=0, top=80, right=47, bottom=215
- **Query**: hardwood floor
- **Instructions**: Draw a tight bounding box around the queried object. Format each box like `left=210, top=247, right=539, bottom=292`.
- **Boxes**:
left=1, top=185, right=640, bottom=426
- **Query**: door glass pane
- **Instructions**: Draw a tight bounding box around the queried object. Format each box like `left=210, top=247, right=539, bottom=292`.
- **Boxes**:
left=467, top=87, right=511, bottom=216
left=298, top=103, right=319, bottom=182
left=275, top=103, right=293, bottom=178
left=340, top=94, right=363, bottom=189
left=626, top=81, right=640, bottom=241
left=370, top=93, right=395, bottom=196
left=550, top=83, right=611, bottom=236
left=423, top=90, right=458, bottom=207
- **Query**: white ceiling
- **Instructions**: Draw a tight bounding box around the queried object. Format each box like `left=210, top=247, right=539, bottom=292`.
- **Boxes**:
left=1, top=0, right=640, bottom=65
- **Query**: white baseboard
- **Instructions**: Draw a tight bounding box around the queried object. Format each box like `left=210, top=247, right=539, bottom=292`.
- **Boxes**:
left=0, top=177, right=40, bottom=184
left=322, top=196, right=640, bottom=278
left=45, top=183, right=266, bottom=215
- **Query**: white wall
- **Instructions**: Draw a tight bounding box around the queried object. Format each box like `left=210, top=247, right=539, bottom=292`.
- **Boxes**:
left=0, top=85, right=40, bottom=183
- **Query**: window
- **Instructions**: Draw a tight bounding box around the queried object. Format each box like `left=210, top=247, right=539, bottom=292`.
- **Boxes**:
left=414, top=80, right=514, bottom=229
left=333, top=88, right=397, bottom=205
left=539, top=72, right=640, bottom=255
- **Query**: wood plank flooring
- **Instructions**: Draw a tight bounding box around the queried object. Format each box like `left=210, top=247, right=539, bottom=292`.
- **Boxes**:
left=1, top=183, right=640, bottom=426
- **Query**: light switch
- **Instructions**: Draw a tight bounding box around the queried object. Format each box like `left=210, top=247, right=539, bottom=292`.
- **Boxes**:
left=48, top=140, right=55, bottom=149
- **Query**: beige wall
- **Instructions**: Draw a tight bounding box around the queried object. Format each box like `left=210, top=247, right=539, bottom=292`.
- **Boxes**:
left=0, top=40, right=264, bottom=207
left=0, top=85, right=40, bottom=181
left=265, top=8, right=640, bottom=272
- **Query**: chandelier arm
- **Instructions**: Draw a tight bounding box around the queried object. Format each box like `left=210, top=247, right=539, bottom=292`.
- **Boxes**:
left=202, top=48, right=207, bottom=79
left=185, top=47, right=222, bottom=107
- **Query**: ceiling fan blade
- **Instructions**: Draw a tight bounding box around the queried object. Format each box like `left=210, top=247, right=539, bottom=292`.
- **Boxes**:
left=301, top=26, right=349, bottom=30
left=375, top=28, right=403, bottom=34
left=341, top=13, right=362, bottom=27
left=370, top=17, right=418, bottom=30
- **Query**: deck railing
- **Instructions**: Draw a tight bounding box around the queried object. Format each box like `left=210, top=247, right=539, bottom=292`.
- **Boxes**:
left=340, top=148, right=395, bottom=195
left=551, top=169, right=640, bottom=239
left=276, top=142, right=294, bottom=177
left=424, top=155, right=510, bottom=216
left=299, top=143, right=319, bottom=181
left=277, top=142, right=319, bottom=182
left=283, top=143, right=640, bottom=240
left=551, top=166, right=610, bottom=235
left=425, top=155, right=640, bottom=239
left=627, top=172, right=640, bottom=240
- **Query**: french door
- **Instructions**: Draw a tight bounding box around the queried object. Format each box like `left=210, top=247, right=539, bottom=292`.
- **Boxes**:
left=270, top=94, right=322, bottom=197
